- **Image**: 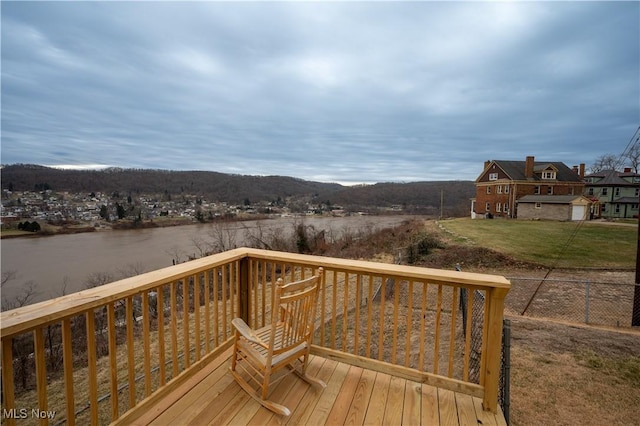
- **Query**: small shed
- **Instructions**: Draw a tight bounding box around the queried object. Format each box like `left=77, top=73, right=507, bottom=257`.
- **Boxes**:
left=516, top=195, right=591, bottom=221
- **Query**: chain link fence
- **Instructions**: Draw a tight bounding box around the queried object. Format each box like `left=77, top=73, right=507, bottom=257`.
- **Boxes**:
left=504, top=276, right=638, bottom=328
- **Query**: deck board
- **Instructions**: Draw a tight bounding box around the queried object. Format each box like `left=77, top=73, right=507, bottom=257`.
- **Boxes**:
left=138, top=353, right=507, bottom=426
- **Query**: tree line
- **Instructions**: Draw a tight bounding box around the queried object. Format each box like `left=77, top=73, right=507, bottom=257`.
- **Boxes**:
left=0, top=164, right=476, bottom=215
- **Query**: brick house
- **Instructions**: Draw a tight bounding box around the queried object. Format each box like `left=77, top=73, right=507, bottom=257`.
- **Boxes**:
left=584, top=168, right=640, bottom=219
left=472, top=156, right=586, bottom=219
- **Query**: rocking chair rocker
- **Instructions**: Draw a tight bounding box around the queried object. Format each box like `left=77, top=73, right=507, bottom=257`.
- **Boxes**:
left=230, top=268, right=326, bottom=416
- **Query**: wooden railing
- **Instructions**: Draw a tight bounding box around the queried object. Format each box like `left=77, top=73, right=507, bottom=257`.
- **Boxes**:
left=0, top=248, right=509, bottom=425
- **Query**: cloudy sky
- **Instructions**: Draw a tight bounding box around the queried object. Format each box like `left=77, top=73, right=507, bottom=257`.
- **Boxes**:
left=1, top=2, right=638, bottom=184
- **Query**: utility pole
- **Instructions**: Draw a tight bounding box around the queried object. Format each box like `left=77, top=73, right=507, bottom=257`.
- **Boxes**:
left=633, top=192, right=640, bottom=326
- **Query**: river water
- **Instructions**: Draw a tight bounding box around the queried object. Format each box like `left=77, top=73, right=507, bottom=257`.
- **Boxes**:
left=1, top=215, right=416, bottom=305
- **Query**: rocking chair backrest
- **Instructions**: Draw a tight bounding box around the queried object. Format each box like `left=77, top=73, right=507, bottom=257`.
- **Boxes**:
left=269, top=269, right=323, bottom=356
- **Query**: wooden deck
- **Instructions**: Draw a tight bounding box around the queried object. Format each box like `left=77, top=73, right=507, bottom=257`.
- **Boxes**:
left=129, top=348, right=507, bottom=426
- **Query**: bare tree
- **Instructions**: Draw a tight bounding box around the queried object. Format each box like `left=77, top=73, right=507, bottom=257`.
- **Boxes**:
left=625, top=142, right=640, bottom=173
left=191, top=236, right=212, bottom=258
left=2, top=281, right=38, bottom=311
left=243, top=221, right=293, bottom=252
left=590, top=153, right=620, bottom=173
left=166, top=245, right=185, bottom=265
left=1, top=270, right=17, bottom=287
left=84, top=271, right=114, bottom=289
left=117, top=262, right=146, bottom=279
left=207, top=221, right=238, bottom=253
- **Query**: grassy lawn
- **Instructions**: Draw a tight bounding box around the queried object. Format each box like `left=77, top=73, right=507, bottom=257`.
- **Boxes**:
left=439, top=218, right=637, bottom=269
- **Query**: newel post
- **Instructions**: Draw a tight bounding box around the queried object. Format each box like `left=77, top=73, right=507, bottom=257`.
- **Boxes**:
left=239, top=256, right=250, bottom=324
left=482, top=286, right=508, bottom=413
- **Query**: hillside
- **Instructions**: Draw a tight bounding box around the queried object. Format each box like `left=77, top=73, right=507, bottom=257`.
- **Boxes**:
left=1, top=164, right=475, bottom=215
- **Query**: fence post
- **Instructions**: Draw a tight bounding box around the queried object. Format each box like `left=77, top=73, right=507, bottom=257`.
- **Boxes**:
left=584, top=280, right=590, bottom=324
left=482, top=287, right=508, bottom=413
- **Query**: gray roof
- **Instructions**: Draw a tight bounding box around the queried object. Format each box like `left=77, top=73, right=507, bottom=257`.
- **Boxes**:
left=493, top=160, right=582, bottom=182
left=517, top=195, right=588, bottom=204
left=584, top=169, right=640, bottom=186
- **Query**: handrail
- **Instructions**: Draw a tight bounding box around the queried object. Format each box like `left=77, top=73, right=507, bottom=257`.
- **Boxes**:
left=0, top=248, right=510, bottom=425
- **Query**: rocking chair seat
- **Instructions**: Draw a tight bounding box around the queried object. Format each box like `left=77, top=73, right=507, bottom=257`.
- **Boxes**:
left=229, top=269, right=325, bottom=416
left=232, top=319, right=309, bottom=368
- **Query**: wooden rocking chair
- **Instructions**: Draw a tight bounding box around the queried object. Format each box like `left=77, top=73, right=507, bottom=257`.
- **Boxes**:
left=230, top=268, right=326, bottom=416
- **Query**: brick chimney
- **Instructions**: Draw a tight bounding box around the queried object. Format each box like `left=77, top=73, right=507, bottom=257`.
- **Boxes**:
left=525, top=156, right=535, bottom=179
left=579, top=163, right=585, bottom=178
left=484, top=160, right=491, bottom=171
left=624, top=167, right=632, bottom=173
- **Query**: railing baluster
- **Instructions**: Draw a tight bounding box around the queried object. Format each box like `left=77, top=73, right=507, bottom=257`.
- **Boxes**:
left=354, top=273, right=361, bottom=355
left=107, top=302, right=118, bottom=419
left=183, top=277, right=190, bottom=369
left=2, top=336, right=16, bottom=426
left=331, top=269, right=337, bottom=349
left=463, top=288, right=474, bottom=382
left=378, top=276, right=387, bottom=361
left=142, top=291, right=151, bottom=396
left=342, top=271, right=349, bottom=352
left=318, top=266, right=327, bottom=346
left=433, top=284, right=443, bottom=375
left=221, top=266, right=228, bottom=340
left=126, top=296, right=136, bottom=409
left=365, top=274, right=373, bottom=358
left=213, top=268, right=219, bottom=347
left=405, top=280, right=414, bottom=367
left=261, top=261, right=267, bottom=328
left=448, top=287, right=459, bottom=378
left=62, top=318, right=75, bottom=426
left=205, top=270, right=211, bottom=353
left=34, top=328, right=48, bottom=425
left=170, top=281, right=178, bottom=378
left=158, top=286, right=166, bottom=386
left=392, top=278, right=400, bottom=364
left=419, top=281, right=428, bottom=371
left=194, top=273, right=201, bottom=362
left=85, top=311, right=98, bottom=425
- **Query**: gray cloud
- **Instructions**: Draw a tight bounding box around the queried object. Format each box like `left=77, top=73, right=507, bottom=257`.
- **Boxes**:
left=2, top=2, right=638, bottom=184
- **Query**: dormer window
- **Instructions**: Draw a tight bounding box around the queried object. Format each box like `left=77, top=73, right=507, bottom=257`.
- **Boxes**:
left=542, top=171, right=556, bottom=180
left=489, top=173, right=498, bottom=181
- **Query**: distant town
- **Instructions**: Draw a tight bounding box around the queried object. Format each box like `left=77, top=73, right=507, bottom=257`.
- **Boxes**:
left=0, top=188, right=371, bottom=235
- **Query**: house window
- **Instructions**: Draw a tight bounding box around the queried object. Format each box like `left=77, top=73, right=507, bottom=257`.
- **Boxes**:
left=602, top=204, right=607, bottom=212
left=489, top=173, right=498, bottom=181
left=505, top=185, right=510, bottom=194
left=486, top=186, right=491, bottom=194
left=485, top=202, right=490, bottom=212
left=602, top=188, right=608, bottom=195
left=615, top=204, right=621, bottom=214
left=588, top=188, right=594, bottom=195
left=504, top=202, right=509, bottom=212
left=635, top=188, right=639, bottom=197
left=633, top=204, right=639, bottom=210
left=497, top=185, right=502, bottom=194
left=569, top=187, right=574, bottom=195
left=534, top=186, right=540, bottom=194
left=542, top=171, right=556, bottom=179
left=535, top=202, right=542, bottom=209
left=615, top=188, right=621, bottom=197
left=547, top=186, right=553, bottom=195
left=496, top=203, right=501, bottom=212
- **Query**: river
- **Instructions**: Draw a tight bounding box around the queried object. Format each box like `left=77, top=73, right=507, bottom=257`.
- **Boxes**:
left=1, top=215, right=417, bottom=306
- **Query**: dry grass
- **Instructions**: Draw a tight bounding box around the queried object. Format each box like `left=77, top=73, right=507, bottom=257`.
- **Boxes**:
left=508, top=316, right=640, bottom=426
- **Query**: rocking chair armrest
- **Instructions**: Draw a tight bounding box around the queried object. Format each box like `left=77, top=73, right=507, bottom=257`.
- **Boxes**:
left=231, top=318, right=268, bottom=348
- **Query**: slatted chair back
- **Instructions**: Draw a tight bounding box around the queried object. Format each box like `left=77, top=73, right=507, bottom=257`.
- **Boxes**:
left=268, top=273, right=321, bottom=356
